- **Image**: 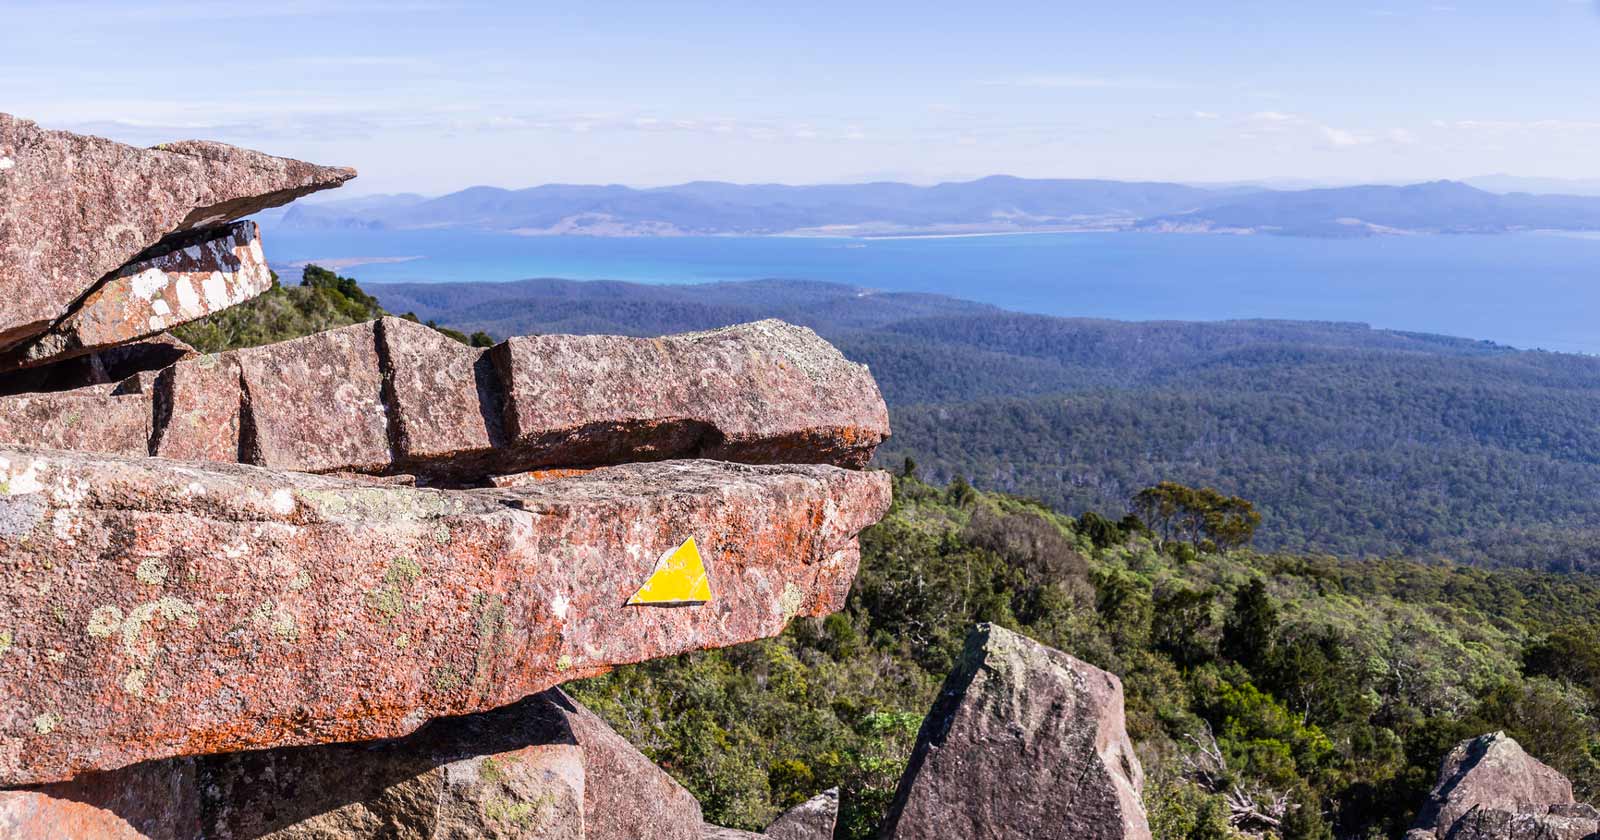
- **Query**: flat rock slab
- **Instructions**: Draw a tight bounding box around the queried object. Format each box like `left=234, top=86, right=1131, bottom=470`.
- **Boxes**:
left=1412, top=732, right=1575, bottom=839
left=0, top=689, right=698, bottom=840
left=2, top=222, right=271, bottom=372
left=0, top=447, right=890, bottom=784
left=492, top=319, right=889, bottom=470
left=881, top=623, right=1150, bottom=840
left=0, top=385, right=150, bottom=459
left=0, top=113, right=353, bottom=353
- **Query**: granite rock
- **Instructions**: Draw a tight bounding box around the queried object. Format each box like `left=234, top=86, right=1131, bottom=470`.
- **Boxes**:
left=0, top=688, right=702, bottom=840
left=1, top=223, right=270, bottom=371
left=0, top=447, right=890, bottom=784
left=1413, top=733, right=1576, bottom=840
left=0, top=113, right=352, bottom=353
left=880, top=624, right=1150, bottom=840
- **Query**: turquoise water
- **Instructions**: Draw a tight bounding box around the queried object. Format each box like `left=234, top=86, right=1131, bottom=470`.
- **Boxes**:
left=261, top=227, right=1600, bottom=353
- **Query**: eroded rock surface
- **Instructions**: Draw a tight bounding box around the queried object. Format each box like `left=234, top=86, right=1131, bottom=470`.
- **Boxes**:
left=1, top=223, right=270, bottom=371
left=0, top=688, right=702, bottom=840
left=1412, top=732, right=1580, bottom=840
left=0, top=384, right=150, bottom=458
left=492, top=320, right=889, bottom=470
left=0, top=113, right=353, bottom=353
left=766, top=787, right=838, bottom=840
left=0, top=447, right=890, bottom=785
left=0, top=334, right=195, bottom=398
left=880, top=623, right=1150, bottom=840
left=0, top=318, right=889, bottom=480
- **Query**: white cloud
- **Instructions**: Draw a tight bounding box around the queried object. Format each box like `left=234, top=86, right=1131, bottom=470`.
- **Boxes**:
left=1322, top=127, right=1375, bottom=146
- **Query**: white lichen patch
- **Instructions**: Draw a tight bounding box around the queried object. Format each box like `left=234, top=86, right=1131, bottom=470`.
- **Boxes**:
left=33, top=712, right=59, bottom=735
left=551, top=593, right=571, bottom=621
left=202, top=272, right=230, bottom=310
left=270, top=489, right=296, bottom=516
left=86, top=606, right=123, bottom=638
left=135, top=558, right=169, bottom=586
left=0, top=156, right=15, bottom=171
left=175, top=277, right=203, bottom=316
left=0, top=459, right=43, bottom=496
left=289, top=570, right=312, bottom=591
left=123, top=668, right=148, bottom=697
left=129, top=268, right=171, bottom=302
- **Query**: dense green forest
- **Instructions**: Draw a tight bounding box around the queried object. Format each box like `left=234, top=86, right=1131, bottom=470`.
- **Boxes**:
left=373, top=277, right=1600, bottom=570
left=571, top=468, right=1600, bottom=839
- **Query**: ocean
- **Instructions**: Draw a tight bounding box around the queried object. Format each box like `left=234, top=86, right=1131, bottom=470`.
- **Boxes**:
left=260, top=227, right=1600, bottom=354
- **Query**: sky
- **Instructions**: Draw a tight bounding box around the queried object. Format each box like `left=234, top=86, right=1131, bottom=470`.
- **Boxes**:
left=4, top=1, right=1599, bottom=195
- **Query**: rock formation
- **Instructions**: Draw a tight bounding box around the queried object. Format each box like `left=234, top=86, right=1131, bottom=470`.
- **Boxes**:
left=880, top=623, right=1150, bottom=840
left=1410, top=732, right=1586, bottom=840
left=701, top=788, right=838, bottom=839
left=0, top=113, right=353, bottom=356
left=0, top=688, right=705, bottom=840
left=0, top=117, right=894, bottom=838
left=0, top=315, right=891, bottom=481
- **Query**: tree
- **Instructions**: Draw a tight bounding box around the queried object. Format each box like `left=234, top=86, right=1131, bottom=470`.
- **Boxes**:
left=1132, top=482, right=1261, bottom=553
left=1220, top=580, right=1278, bottom=673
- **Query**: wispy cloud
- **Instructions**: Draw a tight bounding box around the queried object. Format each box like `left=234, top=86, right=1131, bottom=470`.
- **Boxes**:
left=986, top=74, right=1183, bottom=90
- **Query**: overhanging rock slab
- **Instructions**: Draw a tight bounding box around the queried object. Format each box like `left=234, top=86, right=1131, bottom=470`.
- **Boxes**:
left=0, top=447, right=891, bottom=785
left=0, top=114, right=353, bottom=353
left=2, top=222, right=272, bottom=371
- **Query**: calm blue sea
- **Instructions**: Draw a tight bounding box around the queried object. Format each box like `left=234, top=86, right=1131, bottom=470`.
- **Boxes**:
left=260, top=227, right=1600, bottom=354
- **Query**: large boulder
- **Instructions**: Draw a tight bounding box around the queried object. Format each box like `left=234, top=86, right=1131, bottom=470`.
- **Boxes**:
left=880, top=624, right=1149, bottom=840
left=0, top=447, right=890, bottom=784
left=1443, top=807, right=1598, bottom=840
left=0, top=383, right=150, bottom=458
left=0, top=688, right=701, bottom=840
left=1412, top=732, right=1580, bottom=840
left=0, top=113, right=353, bottom=353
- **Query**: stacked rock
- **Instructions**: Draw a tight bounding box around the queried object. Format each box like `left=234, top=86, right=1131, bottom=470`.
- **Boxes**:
left=0, top=115, right=892, bottom=839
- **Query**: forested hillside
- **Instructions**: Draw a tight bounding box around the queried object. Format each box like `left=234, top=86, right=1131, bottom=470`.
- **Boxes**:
left=372, top=277, right=1600, bottom=570
left=570, top=469, right=1600, bottom=839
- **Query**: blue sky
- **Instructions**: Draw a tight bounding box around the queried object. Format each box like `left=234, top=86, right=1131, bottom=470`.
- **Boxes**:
left=4, top=1, right=1598, bottom=194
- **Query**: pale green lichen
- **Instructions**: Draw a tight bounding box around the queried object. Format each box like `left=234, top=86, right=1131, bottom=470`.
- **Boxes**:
left=87, top=606, right=123, bottom=637
left=33, top=712, right=58, bottom=735
left=289, top=571, right=312, bottom=591
left=123, top=668, right=148, bottom=697
left=135, top=558, right=169, bottom=586
left=299, top=487, right=458, bottom=523
left=556, top=654, right=573, bottom=672
left=0, top=630, right=11, bottom=656
left=431, top=665, right=463, bottom=692
left=778, top=583, right=806, bottom=621
left=394, top=633, right=410, bottom=649
left=433, top=523, right=451, bottom=545
left=369, top=556, right=425, bottom=620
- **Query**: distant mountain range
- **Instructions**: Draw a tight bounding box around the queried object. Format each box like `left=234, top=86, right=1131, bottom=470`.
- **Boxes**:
left=370, top=276, right=1600, bottom=570
left=256, top=175, right=1600, bottom=238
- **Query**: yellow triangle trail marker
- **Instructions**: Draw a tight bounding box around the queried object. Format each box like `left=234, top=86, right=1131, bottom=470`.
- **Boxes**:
left=626, top=537, right=712, bottom=606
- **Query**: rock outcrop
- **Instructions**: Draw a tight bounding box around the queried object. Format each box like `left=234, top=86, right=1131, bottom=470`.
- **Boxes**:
left=701, top=787, right=838, bottom=840
left=880, top=623, right=1150, bottom=840
left=765, top=787, right=838, bottom=840
left=0, top=315, right=892, bottom=481
left=0, top=448, right=889, bottom=784
left=0, top=114, right=896, bottom=840
left=1, top=222, right=271, bottom=371
left=0, top=114, right=353, bottom=355
left=1411, top=732, right=1585, bottom=840
left=0, top=688, right=703, bottom=840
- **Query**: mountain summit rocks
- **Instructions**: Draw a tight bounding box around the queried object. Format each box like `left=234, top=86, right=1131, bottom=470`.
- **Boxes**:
left=0, top=116, right=903, bottom=839
left=0, top=114, right=354, bottom=355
